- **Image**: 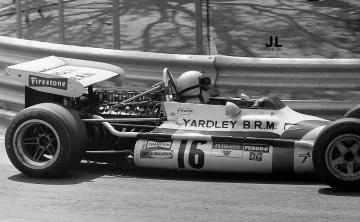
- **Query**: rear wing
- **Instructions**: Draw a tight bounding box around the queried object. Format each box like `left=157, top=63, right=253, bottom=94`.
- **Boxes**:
left=5, top=56, right=125, bottom=97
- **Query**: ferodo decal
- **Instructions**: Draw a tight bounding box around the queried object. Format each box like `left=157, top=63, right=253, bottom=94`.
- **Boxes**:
left=29, top=75, right=68, bottom=90
left=243, top=144, right=270, bottom=153
left=211, top=142, right=243, bottom=158
left=177, top=107, right=193, bottom=115
left=182, top=119, right=276, bottom=130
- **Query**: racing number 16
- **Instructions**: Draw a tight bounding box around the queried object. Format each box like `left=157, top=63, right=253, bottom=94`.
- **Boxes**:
left=178, top=140, right=206, bottom=169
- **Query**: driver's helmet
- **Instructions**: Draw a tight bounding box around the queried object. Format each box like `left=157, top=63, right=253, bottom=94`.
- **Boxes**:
left=176, top=71, right=211, bottom=103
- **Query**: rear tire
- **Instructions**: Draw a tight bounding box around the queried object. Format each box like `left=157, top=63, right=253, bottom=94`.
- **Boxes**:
left=5, top=103, right=87, bottom=177
left=313, top=118, right=360, bottom=190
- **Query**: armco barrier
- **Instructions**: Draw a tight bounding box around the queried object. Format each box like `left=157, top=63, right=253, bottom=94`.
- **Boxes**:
left=214, top=55, right=360, bottom=91
left=0, top=36, right=359, bottom=119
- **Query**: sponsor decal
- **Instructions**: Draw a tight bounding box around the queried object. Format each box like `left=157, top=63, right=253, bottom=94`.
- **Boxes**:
left=177, top=107, right=193, bottom=115
left=29, top=75, right=67, bottom=90
left=211, top=142, right=243, bottom=158
left=211, top=143, right=271, bottom=158
left=182, top=119, right=275, bottom=130
left=299, top=152, right=311, bottom=163
left=212, top=143, right=242, bottom=150
left=70, top=72, right=96, bottom=81
left=51, top=68, right=96, bottom=81
left=249, top=152, right=263, bottom=161
left=146, top=140, right=172, bottom=149
left=243, top=120, right=275, bottom=130
left=141, top=140, right=173, bottom=159
left=243, top=145, right=270, bottom=153
left=183, top=119, right=237, bottom=129
left=51, top=67, right=77, bottom=76
left=222, top=150, right=232, bottom=156
left=140, top=149, right=173, bottom=159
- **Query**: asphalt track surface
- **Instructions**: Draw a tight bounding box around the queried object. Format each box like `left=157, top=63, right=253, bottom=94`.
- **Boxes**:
left=1, top=112, right=360, bottom=222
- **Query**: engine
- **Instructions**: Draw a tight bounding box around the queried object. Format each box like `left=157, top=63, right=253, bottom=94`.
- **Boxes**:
left=93, top=88, right=165, bottom=118
left=83, top=87, right=166, bottom=151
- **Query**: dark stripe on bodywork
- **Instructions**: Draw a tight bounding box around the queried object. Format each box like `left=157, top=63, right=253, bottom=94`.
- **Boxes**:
left=272, top=146, right=294, bottom=174
left=149, top=128, right=295, bottom=148
left=280, top=120, right=330, bottom=140
left=137, top=133, right=172, bottom=140
left=152, top=128, right=280, bottom=138
left=212, top=136, right=295, bottom=148
left=152, top=128, right=295, bottom=148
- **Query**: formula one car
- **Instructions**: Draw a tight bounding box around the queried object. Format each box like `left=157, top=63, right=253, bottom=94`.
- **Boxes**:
left=4, top=56, right=360, bottom=190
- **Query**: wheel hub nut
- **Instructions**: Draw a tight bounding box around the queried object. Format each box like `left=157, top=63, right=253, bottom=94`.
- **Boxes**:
left=39, top=136, right=49, bottom=147
left=344, top=151, right=355, bottom=162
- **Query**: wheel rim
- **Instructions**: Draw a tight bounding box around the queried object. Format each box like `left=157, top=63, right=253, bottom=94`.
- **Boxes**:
left=12, top=119, right=61, bottom=170
left=325, top=134, right=360, bottom=181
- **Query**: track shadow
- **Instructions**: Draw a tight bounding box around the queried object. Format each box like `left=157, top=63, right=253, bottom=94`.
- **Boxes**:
left=8, top=156, right=321, bottom=186
left=7, top=161, right=131, bottom=185
left=127, top=167, right=322, bottom=186
left=318, top=188, right=360, bottom=197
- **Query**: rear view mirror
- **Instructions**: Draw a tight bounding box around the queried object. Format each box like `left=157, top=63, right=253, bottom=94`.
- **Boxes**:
left=225, top=102, right=241, bottom=116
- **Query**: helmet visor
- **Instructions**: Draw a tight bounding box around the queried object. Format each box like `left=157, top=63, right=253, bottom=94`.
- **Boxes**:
left=199, top=75, right=211, bottom=90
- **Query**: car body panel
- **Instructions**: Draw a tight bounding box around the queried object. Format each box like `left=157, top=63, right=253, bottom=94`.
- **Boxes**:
left=133, top=137, right=315, bottom=173
left=159, top=101, right=329, bottom=139
left=133, top=101, right=326, bottom=173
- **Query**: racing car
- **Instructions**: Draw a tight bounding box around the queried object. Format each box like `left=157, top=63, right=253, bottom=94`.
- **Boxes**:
left=4, top=56, right=360, bottom=190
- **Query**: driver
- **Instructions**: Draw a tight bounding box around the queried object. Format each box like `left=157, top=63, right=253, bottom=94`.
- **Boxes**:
left=176, top=71, right=211, bottom=104
left=175, top=70, right=268, bottom=107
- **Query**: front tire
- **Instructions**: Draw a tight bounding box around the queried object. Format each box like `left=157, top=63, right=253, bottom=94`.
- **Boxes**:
left=344, top=105, right=360, bottom=119
left=313, top=118, right=360, bottom=190
left=5, top=103, right=87, bottom=177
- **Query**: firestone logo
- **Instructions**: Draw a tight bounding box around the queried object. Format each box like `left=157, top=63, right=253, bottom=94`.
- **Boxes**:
left=29, top=75, right=68, bottom=90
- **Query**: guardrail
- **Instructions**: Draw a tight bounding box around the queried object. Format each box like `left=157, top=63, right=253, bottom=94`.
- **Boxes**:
left=214, top=56, right=360, bottom=91
left=0, top=36, right=359, bottom=119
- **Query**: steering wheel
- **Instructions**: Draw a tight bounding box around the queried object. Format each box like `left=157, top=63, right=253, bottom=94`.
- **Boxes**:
left=163, top=68, right=177, bottom=100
